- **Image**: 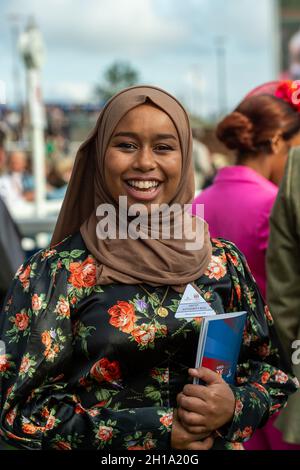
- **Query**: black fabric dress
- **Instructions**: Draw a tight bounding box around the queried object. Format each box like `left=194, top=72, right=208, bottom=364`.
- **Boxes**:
left=0, top=232, right=297, bottom=450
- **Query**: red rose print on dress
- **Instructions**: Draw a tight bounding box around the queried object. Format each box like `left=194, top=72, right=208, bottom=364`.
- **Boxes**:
left=241, top=426, right=253, bottom=439
left=14, top=312, right=29, bottom=331
left=31, top=294, right=43, bottom=313
left=235, top=399, right=244, bottom=417
left=90, top=357, right=122, bottom=383
left=131, top=324, right=157, bottom=347
left=22, top=420, right=42, bottom=435
left=261, top=371, right=270, bottom=384
left=19, top=265, right=31, bottom=291
left=54, top=297, right=70, bottom=318
left=108, top=301, right=136, bottom=333
left=68, top=256, right=96, bottom=288
left=159, top=411, right=173, bottom=429
left=54, top=441, right=72, bottom=450
left=41, top=249, right=57, bottom=260
left=19, top=355, right=31, bottom=375
left=75, top=403, right=86, bottom=414
left=252, top=382, right=267, bottom=394
left=227, top=252, right=239, bottom=267
left=264, top=305, right=274, bottom=324
left=45, top=414, right=57, bottom=431
left=97, top=425, right=113, bottom=442
left=5, top=407, right=17, bottom=427
left=274, top=370, right=288, bottom=384
left=204, top=255, right=227, bottom=280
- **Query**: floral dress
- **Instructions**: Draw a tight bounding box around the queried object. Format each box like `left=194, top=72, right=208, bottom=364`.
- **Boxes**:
left=0, top=232, right=297, bottom=450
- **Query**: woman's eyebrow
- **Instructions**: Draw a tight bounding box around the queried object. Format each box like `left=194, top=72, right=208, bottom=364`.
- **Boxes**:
left=155, top=133, right=178, bottom=141
left=113, top=132, right=138, bottom=138
left=113, top=131, right=177, bottom=140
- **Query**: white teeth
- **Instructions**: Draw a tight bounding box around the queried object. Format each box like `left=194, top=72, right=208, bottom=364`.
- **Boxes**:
left=127, top=180, right=159, bottom=189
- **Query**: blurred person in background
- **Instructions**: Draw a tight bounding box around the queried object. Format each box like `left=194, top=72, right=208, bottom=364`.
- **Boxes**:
left=267, top=147, right=300, bottom=447
left=193, top=82, right=300, bottom=299
left=192, top=128, right=215, bottom=191
left=0, top=196, right=25, bottom=310
left=0, top=129, right=7, bottom=175
left=289, top=30, right=300, bottom=80
left=1, top=109, right=22, bottom=142
left=0, top=140, right=25, bottom=308
left=0, top=150, right=35, bottom=209
left=192, top=81, right=300, bottom=450
left=281, top=29, right=300, bottom=81
left=45, top=131, right=57, bottom=160
left=47, top=106, right=65, bottom=135
left=47, top=156, right=74, bottom=200
left=47, top=106, right=70, bottom=148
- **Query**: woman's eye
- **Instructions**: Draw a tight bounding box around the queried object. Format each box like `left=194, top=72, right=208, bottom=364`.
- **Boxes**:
left=155, top=144, right=173, bottom=152
left=116, top=142, right=137, bottom=150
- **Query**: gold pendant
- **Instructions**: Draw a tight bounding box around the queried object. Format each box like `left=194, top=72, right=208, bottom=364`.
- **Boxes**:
left=156, top=307, right=168, bottom=318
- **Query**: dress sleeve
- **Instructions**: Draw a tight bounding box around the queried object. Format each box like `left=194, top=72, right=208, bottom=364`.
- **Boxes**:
left=0, top=251, right=172, bottom=450
left=218, top=240, right=299, bottom=443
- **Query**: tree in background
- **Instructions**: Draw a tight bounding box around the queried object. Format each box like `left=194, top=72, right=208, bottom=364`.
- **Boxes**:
left=95, top=61, right=140, bottom=103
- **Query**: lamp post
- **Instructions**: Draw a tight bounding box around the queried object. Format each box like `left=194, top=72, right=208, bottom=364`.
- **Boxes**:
left=8, top=14, right=23, bottom=110
left=19, top=17, right=46, bottom=218
left=215, top=36, right=227, bottom=118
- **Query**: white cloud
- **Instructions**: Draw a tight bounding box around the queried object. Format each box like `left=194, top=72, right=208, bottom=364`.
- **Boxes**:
left=161, top=0, right=276, bottom=51
left=3, top=0, right=185, bottom=56
left=46, top=81, right=92, bottom=103
left=0, top=0, right=279, bottom=116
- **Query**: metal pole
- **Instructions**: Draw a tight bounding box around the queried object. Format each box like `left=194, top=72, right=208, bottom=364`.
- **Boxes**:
left=27, top=68, right=46, bottom=218
left=8, top=14, right=22, bottom=108
left=215, top=36, right=227, bottom=117
left=19, top=18, right=46, bottom=218
left=271, top=0, right=281, bottom=78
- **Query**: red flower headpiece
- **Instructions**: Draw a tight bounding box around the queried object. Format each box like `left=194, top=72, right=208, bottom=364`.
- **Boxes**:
left=274, top=80, right=300, bottom=113
left=246, top=80, right=300, bottom=113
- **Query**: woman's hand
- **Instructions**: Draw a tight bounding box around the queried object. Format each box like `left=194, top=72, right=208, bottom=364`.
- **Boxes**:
left=177, top=367, right=236, bottom=435
left=171, top=409, right=214, bottom=450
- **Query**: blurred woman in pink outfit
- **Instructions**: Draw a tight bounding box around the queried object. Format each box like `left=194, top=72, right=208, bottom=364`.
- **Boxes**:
left=192, top=81, right=300, bottom=449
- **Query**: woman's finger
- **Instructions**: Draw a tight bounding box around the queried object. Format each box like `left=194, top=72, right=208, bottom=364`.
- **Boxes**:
left=177, top=393, right=207, bottom=413
left=182, top=383, right=210, bottom=401
left=182, top=384, right=211, bottom=401
left=177, top=406, right=207, bottom=426
left=181, top=424, right=209, bottom=435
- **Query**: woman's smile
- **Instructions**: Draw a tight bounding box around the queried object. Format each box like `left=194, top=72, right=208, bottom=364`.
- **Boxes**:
left=124, top=177, right=163, bottom=201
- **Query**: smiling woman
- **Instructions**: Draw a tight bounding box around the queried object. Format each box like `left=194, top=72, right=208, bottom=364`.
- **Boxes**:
left=0, top=86, right=298, bottom=451
left=105, top=104, right=182, bottom=207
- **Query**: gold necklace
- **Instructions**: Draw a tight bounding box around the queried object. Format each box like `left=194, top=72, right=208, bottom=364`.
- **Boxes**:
left=139, top=285, right=170, bottom=317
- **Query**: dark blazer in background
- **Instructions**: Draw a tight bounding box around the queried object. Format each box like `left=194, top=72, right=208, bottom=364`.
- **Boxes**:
left=267, top=147, right=300, bottom=444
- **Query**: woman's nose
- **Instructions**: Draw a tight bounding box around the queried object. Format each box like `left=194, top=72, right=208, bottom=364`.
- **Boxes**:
left=132, top=146, right=156, bottom=171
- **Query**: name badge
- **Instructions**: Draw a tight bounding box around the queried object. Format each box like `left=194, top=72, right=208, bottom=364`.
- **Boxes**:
left=175, top=283, right=216, bottom=319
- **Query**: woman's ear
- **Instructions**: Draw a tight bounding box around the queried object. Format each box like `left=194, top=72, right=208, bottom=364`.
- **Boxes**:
left=270, top=132, right=283, bottom=154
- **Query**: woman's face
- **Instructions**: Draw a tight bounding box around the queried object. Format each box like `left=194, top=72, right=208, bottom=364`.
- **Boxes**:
left=105, top=104, right=182, bottom=209
left=289, top=130, right=300, bottom=148
left=270, top=130, right=300, bottom=185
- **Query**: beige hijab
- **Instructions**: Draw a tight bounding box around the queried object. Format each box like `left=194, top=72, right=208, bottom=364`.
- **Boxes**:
left=51, top=85, right=212, bottom=292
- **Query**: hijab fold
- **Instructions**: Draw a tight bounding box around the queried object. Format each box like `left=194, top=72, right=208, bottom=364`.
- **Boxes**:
left=51, top=86, right=212, bottom=292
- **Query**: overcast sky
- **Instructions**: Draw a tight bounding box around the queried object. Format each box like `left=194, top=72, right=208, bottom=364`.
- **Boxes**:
left=0, top=0, right=280, bottom=118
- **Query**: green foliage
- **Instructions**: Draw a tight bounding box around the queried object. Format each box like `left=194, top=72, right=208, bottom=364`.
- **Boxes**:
left=281, top=0, right=300, bottom=9
left=95, top=61, right=140, bottom=102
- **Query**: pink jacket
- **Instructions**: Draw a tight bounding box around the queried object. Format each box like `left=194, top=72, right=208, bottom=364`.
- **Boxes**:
left=192, top=166, right=278, bottom=298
